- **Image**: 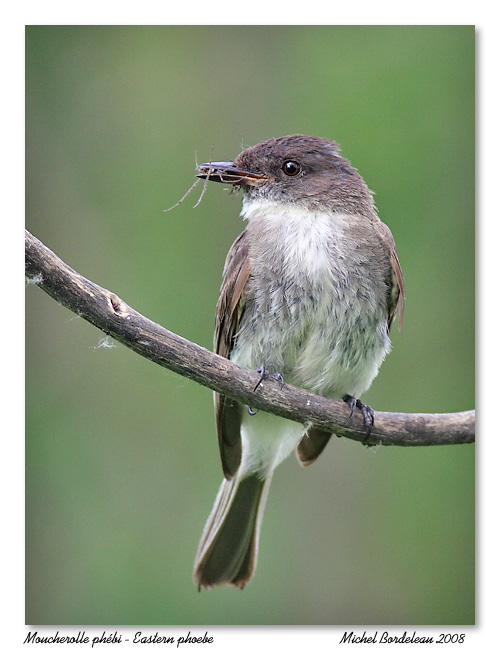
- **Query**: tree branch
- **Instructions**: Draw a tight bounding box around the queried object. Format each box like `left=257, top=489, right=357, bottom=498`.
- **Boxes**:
left=25, top=229, right=474, bottom=447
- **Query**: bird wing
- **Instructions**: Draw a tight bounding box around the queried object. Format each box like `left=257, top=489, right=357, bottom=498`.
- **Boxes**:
left=214, top=230, right=252, bottom=479
left=375, top=220, right=405, bottom=330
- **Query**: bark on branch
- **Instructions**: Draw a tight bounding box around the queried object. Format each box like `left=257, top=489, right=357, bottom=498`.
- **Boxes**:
left=25, top=229, right=475, bottom=447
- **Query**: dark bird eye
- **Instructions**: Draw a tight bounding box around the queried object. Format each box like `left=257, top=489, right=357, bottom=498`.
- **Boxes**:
left=282, top=160, right=301, bottom=176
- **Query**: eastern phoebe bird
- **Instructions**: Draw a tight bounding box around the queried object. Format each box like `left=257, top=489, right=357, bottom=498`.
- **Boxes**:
left=192, top=134, right=404, bottom=589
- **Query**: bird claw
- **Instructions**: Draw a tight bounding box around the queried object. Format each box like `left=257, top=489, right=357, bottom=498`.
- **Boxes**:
left=343, top=394, right=375, bottom=442
left=253, top=365, right=285, bottom=392
left=246, top=366, right=284, bottom=414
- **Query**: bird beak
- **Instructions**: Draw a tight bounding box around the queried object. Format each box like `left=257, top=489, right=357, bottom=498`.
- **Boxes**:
left=196, top=161, right=270, bottom=186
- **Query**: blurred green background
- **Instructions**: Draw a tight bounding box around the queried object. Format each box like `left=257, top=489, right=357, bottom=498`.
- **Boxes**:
left=25, top=26, right=474, bottom=625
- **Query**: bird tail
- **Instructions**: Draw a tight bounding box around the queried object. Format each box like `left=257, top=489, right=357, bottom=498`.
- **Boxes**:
left=193, top=473, right=272, bottom=589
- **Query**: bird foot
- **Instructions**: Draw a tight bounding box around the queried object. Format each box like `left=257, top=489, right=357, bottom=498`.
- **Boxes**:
left=247, top=366, right=284, bottom=415
left=253, top=365, right=285, bottom=392
left=343, top=394, right=375, bottom=442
